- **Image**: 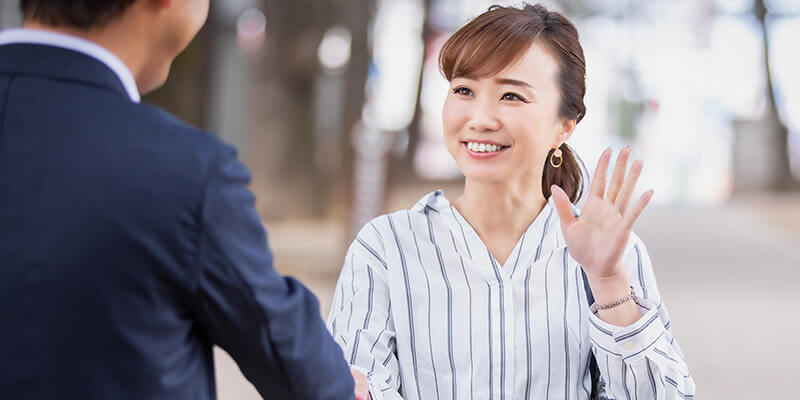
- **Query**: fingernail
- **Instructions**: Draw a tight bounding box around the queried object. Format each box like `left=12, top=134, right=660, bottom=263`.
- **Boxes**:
left=623, top=146, right=631, bottom=154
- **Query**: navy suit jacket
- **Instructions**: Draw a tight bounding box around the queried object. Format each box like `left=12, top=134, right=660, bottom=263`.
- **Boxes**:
left=0, top=43, right=354, bottom=399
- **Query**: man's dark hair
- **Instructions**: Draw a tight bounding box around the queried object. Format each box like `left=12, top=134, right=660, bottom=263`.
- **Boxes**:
left=20, top=0, right=137, bottom=30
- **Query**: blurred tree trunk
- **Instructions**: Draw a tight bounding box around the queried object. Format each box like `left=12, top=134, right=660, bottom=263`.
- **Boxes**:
left=254, top=0, right=326, bottom=200
left=559, top=0, right=592, bottom=18
left=392, top=0, right=432, bottom=185
left=1, top=0, right=23, bottom=29
left=336, top=0, right=374, bottom=221
left=249, top=0, right=372, bottom=218
left=755, top=0, right=799, bottom=190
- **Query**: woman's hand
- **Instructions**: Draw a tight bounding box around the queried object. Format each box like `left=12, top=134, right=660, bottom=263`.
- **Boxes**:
left=551, top=147, right=653, bottom=285
left=351, top=368, right=371, bottom=400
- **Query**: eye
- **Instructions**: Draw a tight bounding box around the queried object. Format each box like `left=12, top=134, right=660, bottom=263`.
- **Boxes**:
left=501, top=92, right=527, bottom=102
left=452, top=86, right=473, bottom=96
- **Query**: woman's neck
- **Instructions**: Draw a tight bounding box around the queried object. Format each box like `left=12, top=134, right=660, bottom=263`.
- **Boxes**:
left=452, top=178, right=548, bottom=254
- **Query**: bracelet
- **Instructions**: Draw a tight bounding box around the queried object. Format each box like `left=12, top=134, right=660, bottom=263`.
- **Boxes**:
left=595, top=288, right=635, bottom=311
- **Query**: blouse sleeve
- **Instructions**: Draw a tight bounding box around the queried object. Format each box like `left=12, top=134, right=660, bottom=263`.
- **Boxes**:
left=327, top=223, right=404, bottom=400
left=586, top=233, right=696, bottom=400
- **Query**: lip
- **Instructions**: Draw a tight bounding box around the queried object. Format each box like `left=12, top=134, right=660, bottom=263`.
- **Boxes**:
left=462, top=139, right=508, bottom=146
left=462, top=141, right=510, bottom=159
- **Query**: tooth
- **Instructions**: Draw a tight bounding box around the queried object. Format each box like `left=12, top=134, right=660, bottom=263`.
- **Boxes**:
left=467, top=142, right=473, bottom=150
left=478, top=143, right=485, bottom=152
left=491, top=144, right=497, bottom=152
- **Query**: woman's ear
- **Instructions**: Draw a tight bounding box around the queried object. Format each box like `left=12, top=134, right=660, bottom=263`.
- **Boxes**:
left=554, top=119, right=576, bottom=147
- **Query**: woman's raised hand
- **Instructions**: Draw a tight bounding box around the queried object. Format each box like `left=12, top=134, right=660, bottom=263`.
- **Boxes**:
left=550, top=147, right=653, bottom=282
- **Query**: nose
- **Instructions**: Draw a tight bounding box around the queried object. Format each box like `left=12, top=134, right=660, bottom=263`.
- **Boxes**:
left=467, top=98, right=501, bottom=132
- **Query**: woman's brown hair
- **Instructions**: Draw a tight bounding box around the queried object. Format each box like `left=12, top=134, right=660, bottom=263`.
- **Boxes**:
left=439, top=3, right=587, bottom=203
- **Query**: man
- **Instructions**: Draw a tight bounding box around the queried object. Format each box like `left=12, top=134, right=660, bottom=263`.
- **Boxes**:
left=0, top=1, right=364, bottom=398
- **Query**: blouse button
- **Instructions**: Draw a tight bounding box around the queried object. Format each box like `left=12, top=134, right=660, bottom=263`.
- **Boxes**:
left=624, top=340, right=635, bottom=351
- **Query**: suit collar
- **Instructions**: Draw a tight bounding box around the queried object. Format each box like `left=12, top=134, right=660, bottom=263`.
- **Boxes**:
left=0, top=43, right=134, bottom=102
left=0, top=29, right=140, bottom=102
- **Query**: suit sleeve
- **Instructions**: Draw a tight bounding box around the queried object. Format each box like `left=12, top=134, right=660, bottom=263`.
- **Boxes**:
left=191, top=145, right=354, bottom=400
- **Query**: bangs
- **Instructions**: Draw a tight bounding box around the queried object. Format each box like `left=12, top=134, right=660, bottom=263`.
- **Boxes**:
left=439, top=10, right=545, bottom=81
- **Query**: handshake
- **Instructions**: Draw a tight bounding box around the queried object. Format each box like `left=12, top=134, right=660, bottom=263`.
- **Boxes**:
left=351, top=368, right=371, bottom=400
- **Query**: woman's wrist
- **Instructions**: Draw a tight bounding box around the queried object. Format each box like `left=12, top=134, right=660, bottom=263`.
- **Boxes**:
left=585, top=267, right=631, bottom=305
left=586, top=267, right=643, bottom=326
left=594, top=288, right=634, bottom=310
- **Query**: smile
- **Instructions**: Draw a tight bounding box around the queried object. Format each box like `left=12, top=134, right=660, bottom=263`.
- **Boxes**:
left=463, top=141, right=509, bottom=154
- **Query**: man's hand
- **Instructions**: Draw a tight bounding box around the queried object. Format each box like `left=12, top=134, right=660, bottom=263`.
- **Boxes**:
left=351, top=368, right=371, bottom=400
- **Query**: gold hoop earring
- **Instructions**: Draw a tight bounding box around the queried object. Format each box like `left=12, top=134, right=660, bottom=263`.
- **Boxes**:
left=550, top=148, right=563, bottom=168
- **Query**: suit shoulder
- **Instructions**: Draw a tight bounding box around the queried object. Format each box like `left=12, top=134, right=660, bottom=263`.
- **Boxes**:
left=121, top=102, right=239, bottom=179
left=96, top=102, right=241, bottom=200
left=133, top=102, right=226, bottom=152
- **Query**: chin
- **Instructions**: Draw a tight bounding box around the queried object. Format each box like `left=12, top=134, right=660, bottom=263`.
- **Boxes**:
left=461, top=167, right=511, bottom=184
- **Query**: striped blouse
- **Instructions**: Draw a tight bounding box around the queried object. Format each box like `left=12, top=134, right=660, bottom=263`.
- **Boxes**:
left=328, top=190, right=695, bottom=400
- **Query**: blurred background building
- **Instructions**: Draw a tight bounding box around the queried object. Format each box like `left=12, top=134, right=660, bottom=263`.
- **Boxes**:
left=2, top=0, right=799, bottom=398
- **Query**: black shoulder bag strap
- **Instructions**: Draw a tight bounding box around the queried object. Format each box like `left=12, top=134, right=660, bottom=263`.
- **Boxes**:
left=581, top=267, right=602, bottom=400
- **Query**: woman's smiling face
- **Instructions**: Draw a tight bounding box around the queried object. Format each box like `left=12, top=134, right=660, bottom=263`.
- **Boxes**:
left=442, top=40, right=573, bottom=185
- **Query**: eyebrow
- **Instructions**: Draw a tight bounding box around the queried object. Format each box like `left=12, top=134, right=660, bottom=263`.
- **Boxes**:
left=494, top=78, right=534, bottom=89
left=452, top=75, right=536, bottom=91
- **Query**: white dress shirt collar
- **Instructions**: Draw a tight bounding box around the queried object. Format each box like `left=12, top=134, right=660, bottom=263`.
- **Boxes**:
left=0, top=28, right=141, bottom=103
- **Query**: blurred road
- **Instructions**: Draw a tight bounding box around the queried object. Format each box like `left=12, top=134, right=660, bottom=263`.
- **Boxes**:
left=215, top=185, right=800, bottom=399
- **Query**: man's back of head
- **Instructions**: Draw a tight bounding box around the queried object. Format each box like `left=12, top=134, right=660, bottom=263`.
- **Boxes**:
left=19, top=0, right=210, bottom=93
left=20, top=0, right=137, bottom=30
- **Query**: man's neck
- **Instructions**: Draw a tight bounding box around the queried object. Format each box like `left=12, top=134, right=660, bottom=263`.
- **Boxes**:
left=22, top=20, right=149, bottom=93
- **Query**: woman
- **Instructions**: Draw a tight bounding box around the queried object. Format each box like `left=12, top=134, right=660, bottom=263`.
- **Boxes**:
left=329, top=4, right=695, bottom=399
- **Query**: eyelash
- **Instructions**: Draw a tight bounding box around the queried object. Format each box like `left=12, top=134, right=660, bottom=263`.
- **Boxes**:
left=452, top=87, right=529, bottom=103
left=452, top=87, right=473, bottom=96
left=502, top=92, right=527, bottom=102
